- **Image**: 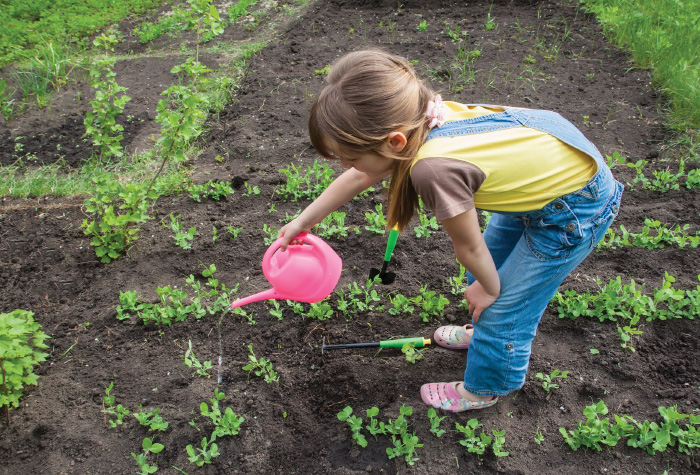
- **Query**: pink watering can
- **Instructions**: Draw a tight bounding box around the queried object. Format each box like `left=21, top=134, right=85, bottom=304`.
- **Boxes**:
left=231, top=233, right=343, bottom=309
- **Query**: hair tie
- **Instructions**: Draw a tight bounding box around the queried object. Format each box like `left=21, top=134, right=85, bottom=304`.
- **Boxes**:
left=425, top=94, right=446, bottom=129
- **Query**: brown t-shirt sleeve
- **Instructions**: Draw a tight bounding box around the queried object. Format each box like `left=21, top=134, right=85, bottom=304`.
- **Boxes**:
left=410, top=157, right=487, bottom=221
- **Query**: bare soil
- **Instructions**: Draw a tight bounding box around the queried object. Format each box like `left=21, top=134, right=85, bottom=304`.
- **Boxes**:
left=1, top=1, right=699, bottom=474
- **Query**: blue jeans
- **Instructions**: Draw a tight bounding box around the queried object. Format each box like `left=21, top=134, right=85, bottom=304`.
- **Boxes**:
left=463, top=167, right=623, bottom=396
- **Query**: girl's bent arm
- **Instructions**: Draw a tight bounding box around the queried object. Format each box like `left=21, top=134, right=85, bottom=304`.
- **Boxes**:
left=441, top=209, right=500, bottom=321
left=278, top=167, right=388, bottom=249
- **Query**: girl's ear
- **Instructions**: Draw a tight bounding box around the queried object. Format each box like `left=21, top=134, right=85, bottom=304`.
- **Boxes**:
left=386, top=131, right=408, bottom=153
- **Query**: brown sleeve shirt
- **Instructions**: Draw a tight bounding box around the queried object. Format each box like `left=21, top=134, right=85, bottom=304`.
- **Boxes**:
left=411, top=157, right=487, bottom=221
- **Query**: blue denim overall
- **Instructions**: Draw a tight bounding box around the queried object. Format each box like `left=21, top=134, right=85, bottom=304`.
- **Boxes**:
left=424, top=106, right=624, bottom=396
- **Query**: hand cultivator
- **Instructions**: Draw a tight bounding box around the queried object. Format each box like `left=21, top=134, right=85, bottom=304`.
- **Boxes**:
left=321, top=336, right=431, bottom=354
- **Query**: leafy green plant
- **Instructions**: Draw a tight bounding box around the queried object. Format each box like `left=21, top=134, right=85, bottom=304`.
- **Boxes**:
left=165, top=213, right=197, bottom=249
left=384, top=405, right=423, bottom=466
left=199, top=388, right=245, bottom=438
left=0, top=79, right=17, bottom=121
left=315, top=211, right=356, bottom=239
left=305, top=301, right=333, bottom=320
left=186, top=435, right=220, bottom=466
left=427, top=408, right=446, bottom=437
left=116, top=290, right=144, bottom=320
left=226, top=225, right=242, bottom=239
left=83, top=33, right=131, bottom=162
left=417, top=20, right=428, bottom=31
left=134, top=406, right=169, bottom=433
left=81, top=174, right=157, bottom=263
left=102, top=381, right=130, bottom=428
left=189, top=180, right=235, bottom=202
left=275, top=159, right=336, bottom=201
left=242, top=181, right=260, bottom=196
left=617, top=313, right=643, bottom=352
left=598, top=219, right=700, bottom=250
left=262, top=223, right=278, bottom=245
left=181, top=339, right=212, bottom=378
left=415, top=285, right=450, bottom=322
left=335, top=277, right=384, bottom=317
left=414, top=210, right=438, bottom=238
left=535, top=369, right=569, bottom=393
left=228, top=0, right=257, bottom=22
left=534, top=426, right=545, bottom=444
left=0, top=310, right=49, bottom=424
left=492, top=429, right=509, bottom=456
left=365, top=406, right=384, bottom=437
left=388, top=293, right=415, bottom=316
left=242, top=344, right=279, bottom=383
left=364, top=203, right=387, bottom=234
left=559, top=400, right=622, bottom=451
left=456, top=418, right=492, bottom=455
left=401, top=342, right=425, bottom=364
left=132, top=437, right=164, bottom=475
left=268, top=300, right=284, bottom=321
left=337, top=406, right=367, bottom=447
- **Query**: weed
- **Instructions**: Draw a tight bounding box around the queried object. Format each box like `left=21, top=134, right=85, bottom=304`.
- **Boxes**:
left=535, top=369, right=569, bottom=393
left=181, top=339, right=212, bottom=378
left=0, top=310, right=49, bottom=424
left=242, top=344, right=279, bottom=383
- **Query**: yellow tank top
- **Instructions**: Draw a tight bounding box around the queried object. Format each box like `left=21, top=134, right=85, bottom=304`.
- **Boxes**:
left=412, top=102, right=597, bottom=212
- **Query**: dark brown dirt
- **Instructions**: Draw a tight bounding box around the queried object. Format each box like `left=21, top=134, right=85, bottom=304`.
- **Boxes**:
left=1, top=1, right=699, bottom=474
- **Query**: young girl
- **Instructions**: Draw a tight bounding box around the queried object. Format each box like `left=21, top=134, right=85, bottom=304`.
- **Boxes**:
left=278, top=49, right=623, bottom=412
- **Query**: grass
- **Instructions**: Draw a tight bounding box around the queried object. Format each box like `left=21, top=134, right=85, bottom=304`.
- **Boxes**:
left=582, top=0, right=700, bottom=155
left=0, top=0, right=168, bottom=67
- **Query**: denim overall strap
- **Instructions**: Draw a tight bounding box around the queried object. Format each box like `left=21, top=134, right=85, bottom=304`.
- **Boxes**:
left=425, top=105, right=606, bottom=170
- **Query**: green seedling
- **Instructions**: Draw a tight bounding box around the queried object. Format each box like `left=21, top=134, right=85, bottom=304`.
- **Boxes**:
left=617, top=313, right=643, bottom=352
left=417, top=20, right=428, bottom=31
left=189, top=180, right=235, bottom=202
left=415, top=285, right=450, bottom=322
left=414, top=211, right=438, bottom=238
left=212, top=226, right=219, bottom=242
left=401, top=342, right=425, bottom=364
left=132, top=437, right=164, bottom=475
left=199, top=388, right=245, bottom=437
left=186, top=435, right=220, bottom=467
left=0, top=310, right=49, bottom=424
left=456, top=418, right=492, bottom=455
left=226, top=225, right=242, bottom=239
left=315, top=211, right=356, bottom=239
left=535, top=369, right=569, bottom=393
left=365, top=406, right=384, bottom=437
left=102, top=381, right=130, bottom=428
left=268, top=300, right=284, bottom=321
left=492, top=429, right=509, bottom=456
left=427, top=408, right=446, bottom=437
left=534, top=426, right=545, bottom=444
left=262, top=223, right=277, bottom=245
left=338, top=406, right=367, bottom=447
left=165, top=214, right=197, bottom=250
left=305, top=301, right=333, bottom=320
left=242, top=181, right=260, bottom=196
left=364, top=203, right=387, bottom=234
left=384, top=405, right=422, bottom=466
left=242, top=344, right=279, bottom=383
left=314, top=65, right=331, bottom=75
left=134, top=406, right=169, bottom=433
left=181, top=339, right=213, bottom=378
left=388, top=293, right=415, bottom=316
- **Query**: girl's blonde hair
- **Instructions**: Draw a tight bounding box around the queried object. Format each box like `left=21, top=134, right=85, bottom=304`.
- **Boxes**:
left=308, top=48, right=436, bottom=231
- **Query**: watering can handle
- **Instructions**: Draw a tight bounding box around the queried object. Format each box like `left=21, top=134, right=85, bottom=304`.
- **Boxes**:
left=263, top=232, right=324, bottom=280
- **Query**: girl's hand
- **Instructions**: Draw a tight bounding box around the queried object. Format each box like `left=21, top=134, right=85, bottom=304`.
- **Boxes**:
left=278, top=218, right=312, bottom=250
left=464, top=280, right=499, bottom=324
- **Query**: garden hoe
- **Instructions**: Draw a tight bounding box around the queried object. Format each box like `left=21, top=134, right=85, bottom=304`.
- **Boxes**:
left=369, top=225, right=399, bottom=285
left=321, top=336, right=431, bottom=354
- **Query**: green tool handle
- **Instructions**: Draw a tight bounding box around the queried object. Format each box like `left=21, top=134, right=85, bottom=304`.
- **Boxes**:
left=383, top=226, right=399, bottom=262
left=379, top=337, right=431, bottom=348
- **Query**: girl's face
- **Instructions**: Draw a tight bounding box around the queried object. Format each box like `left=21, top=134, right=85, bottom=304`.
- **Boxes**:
left=325, top=134, right=407, bottom=177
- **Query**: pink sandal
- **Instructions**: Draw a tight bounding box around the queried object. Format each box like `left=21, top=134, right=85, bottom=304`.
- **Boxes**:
left=420, top=382, right=498, bottom=412
left=433, top=324, right=473, bottom=350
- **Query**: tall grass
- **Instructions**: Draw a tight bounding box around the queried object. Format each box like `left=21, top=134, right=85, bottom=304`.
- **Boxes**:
left=582, top=0, right=700, bottom=131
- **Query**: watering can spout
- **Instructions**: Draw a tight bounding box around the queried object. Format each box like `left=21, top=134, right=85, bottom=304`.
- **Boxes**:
left=230, top=288, right=279, bottom=310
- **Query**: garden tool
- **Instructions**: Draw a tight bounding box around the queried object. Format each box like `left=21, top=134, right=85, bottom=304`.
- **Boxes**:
left=230, top=232, right=342, bottom=309
left=369, top=225, right=399, bottom=285
left=321, top=336, right=431, bottom=354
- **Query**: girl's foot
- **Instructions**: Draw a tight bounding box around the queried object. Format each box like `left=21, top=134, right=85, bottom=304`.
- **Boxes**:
left=420, top=381, right=498, bottom=412
left=433, top=324, right=473, bottom=350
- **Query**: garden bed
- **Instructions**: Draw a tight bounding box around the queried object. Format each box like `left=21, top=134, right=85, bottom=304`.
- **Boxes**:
left=0, top=0, right=698, bottom=474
